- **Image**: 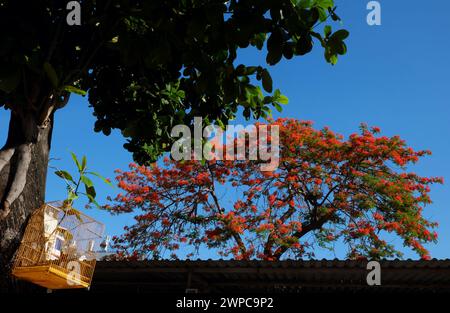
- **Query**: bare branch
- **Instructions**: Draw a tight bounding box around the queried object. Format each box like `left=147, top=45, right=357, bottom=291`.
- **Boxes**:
left=207, top=163, right=247, bottom=256
left=0, top=148, right=15, bottom=173
left=0, top=144, right=32, bottom=220
left=272, top=211, right=335, bottom=259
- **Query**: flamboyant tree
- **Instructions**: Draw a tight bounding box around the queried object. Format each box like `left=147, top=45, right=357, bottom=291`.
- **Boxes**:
left=0, top=0, right=348, bottom=288
left=107, top=119, right=443, bottom=261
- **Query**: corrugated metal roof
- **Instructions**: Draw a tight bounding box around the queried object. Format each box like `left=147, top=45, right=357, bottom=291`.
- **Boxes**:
left=86, top=260, right=450, bottom=293
left=96, top=259, right=450, bottom=269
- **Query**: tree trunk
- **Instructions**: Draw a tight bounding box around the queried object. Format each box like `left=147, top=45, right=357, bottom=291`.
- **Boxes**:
left=0, top=110, right=53, bottom=293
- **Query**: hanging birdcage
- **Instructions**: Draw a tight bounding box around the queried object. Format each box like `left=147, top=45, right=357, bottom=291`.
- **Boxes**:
left=12, top=202, right=105, bottom=289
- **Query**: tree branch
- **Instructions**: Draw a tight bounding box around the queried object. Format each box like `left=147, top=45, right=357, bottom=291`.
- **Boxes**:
left=264, top=187, right=296, bottom=257
left=0, top=144, right=32, bottom=220
left=272, top=211, right=334, bottom=259
left=63, top=0, right=116, bottom=86
left=45, top=14, right=65, bottom=63
left=207, top=163, right=247, bottom=256
left=0, top=148, right=15, bottom=173
left=38, top=92, right=70, bottom=127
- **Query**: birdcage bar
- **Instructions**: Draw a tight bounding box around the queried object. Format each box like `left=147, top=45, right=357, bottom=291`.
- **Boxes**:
left=12, top=202, right=104, bottom=289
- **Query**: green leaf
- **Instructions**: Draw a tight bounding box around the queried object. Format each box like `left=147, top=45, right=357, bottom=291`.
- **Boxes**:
left=63, top=85, right=87, bottom=96
left=245, top=66, right=258, bottom=75
left=43, top=62, right=58, bottom=88
left=283, top=42, right=294, bottom=59
left=0, top=69, right=21, bottom=93
left=251, top=33, right=266, bottom=50
left=81, top=155, right=87, bottom=171
left=55, top=170, right=75, bottom=183
left=314, top=0, right=334, bottom=10
left=331, top=29, right=349, bottom=41
left=215, top=119, right=225, bottom=130
left=324, top=25, right=332, bottom=37
left=274, top=89, right=281, bottom=99
left=277, top=95, right=289, bottom=105
left=317, top=7, right=328, bottom=22
left=274, top=102, right=283, bottom=112
left=329, top=7, right=341, bottom=21
left=235, top=64, right=246, bottom=76
left=87, top=195, right=101, bottom=208
left=87, top=171, right=114, bottom=187
left=261, top=69, right=273, bottom=93
left=266, top=28, right=284, bottom=65
left=335, top=42, right=347, bottom=55
left=85, top=184, right=97, bottom=201
left=329, top=54, right=338, bottom=65
left=266, top=49, right=282, bottom=66
left=327, top=34, right=347, bottom=57
left=81, top=175, right=94, bottom=188
left=71, top=152, right=82, bottom=171
left=263, top=96, right=273, bottom=104
left=295, top=35, right=313, bottom=56
left=297, top=0, right=313, bottom=8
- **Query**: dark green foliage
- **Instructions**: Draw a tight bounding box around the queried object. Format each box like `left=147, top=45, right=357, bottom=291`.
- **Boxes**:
left=0, top=0, right=348, bottom=164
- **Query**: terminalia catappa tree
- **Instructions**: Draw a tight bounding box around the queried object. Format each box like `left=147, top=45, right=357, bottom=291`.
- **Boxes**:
left=107, top=119, right=443, bottom=261
left=0, top=0, right=347, bottom=287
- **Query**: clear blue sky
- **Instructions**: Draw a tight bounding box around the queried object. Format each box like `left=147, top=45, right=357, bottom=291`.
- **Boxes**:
left=1, top=0, right=449, bottom=259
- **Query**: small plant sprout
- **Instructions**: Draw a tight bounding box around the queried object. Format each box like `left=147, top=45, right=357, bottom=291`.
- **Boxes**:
left=52, top=152, right=113, bottom=210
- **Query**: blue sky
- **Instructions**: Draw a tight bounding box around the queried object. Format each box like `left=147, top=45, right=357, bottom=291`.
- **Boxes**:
left=1, top=0, right=449, bottom=259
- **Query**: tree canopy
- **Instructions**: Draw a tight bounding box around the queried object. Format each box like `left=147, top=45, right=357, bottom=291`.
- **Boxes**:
left=106, top=119, right=443, bottom=261
left=0, top=0, right=348, bottom=164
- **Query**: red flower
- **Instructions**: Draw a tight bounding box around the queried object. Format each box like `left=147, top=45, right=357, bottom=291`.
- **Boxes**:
left=371, top=126, right=381, bottom=133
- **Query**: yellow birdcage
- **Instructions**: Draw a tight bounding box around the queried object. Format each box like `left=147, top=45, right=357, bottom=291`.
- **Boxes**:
left=12, top=202, right=105, bottom=289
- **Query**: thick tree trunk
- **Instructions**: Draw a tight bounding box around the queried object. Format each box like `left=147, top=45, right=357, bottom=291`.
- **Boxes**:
left=0, top=110, right=53, bottom=293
